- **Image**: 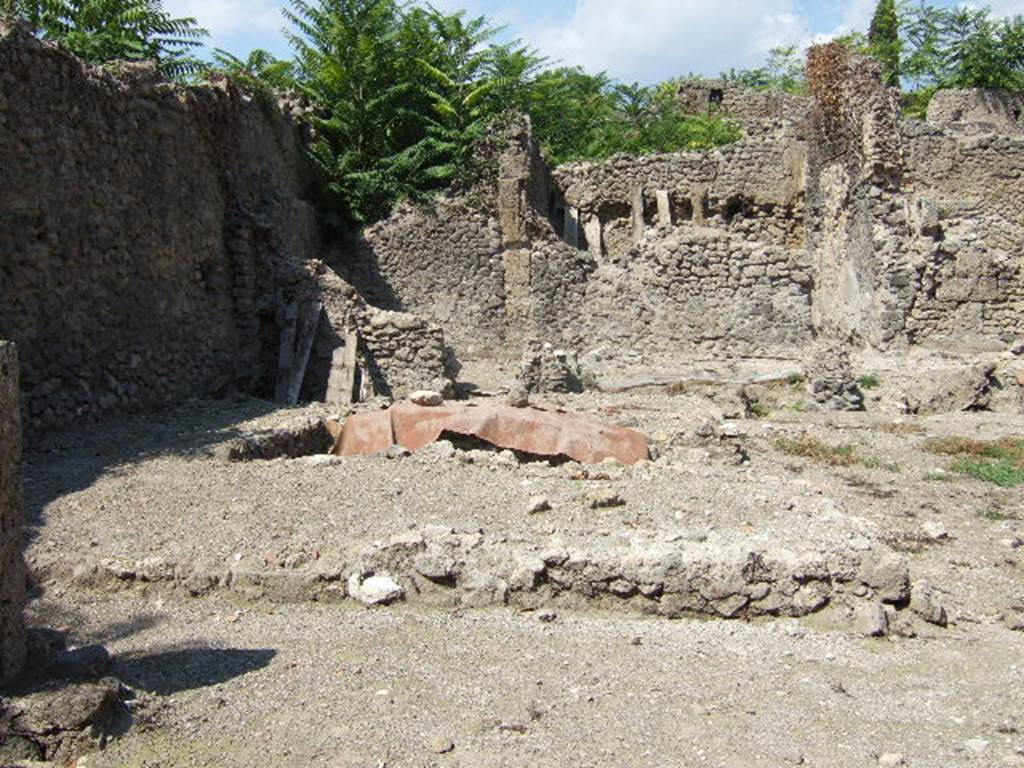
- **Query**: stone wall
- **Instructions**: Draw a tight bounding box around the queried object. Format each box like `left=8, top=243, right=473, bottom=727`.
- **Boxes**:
left=554, top=122, right=809, bottom=256
left=345, top=203, right=507, bottom=356
left=353, top=118, right=813, bottom=359
left=577, top=228, right=813, bottom=354
left=902, top=125, right=1024, bottom=345
left=806, top=44, right=1024, bottom=349
left=0, top=24, right=453, bottom=431
left=0, top=341, right=26, bottom=684
left=927, top=89, right=1024, bottom=135
left=677, top=80, right=810, bottom=124
left=347, top=56, right=1024, bottom=363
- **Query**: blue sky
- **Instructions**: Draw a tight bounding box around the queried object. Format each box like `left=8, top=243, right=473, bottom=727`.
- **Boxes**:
left=163, top=0, right=1024, bottom=83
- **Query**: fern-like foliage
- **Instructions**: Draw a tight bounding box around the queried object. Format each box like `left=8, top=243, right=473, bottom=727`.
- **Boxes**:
left=211, top=48, right=296, bottom=107
left=6, top=0, right=207, bottom=79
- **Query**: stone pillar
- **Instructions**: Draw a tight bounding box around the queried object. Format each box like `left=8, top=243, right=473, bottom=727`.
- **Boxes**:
left=502, top=248, right=532, bottom=345
left=584, top=216, right=603, bottom=258
left=692, top=188, right=708, bottom=225
left=1, top=341, right=26, bottom=684
left=656, top=190, right=672, bottom=228
left=563, top=206, right=580, bottom=248
left=631, top=187, right=646, bottom=243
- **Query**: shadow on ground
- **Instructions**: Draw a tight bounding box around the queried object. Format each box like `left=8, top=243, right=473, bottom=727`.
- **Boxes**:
left=20, top=396, right=283, bottom=541
left=112, top=647, right=277, bottom=695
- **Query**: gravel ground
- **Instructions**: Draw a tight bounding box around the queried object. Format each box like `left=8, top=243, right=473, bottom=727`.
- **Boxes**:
left=15, top=354, right=1024, bottom=766
left=25, top=592, right=1024, bottom=768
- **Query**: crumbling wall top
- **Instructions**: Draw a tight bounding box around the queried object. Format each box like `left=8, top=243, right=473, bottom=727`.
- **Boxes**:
left=677, top=78, right=809, bottom=124
left=927, top=89, right=1024, bottom=135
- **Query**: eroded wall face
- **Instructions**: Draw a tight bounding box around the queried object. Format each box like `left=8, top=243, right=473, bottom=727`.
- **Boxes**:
left=903, top=127, right=1024, bottom=345
left=0, top=341, right=26, bottom=684
left=555, top=123, right=809, bottom=255
left=346, top=207, right=508, bottom=356
left=355, top=120, right=815, bottom=358
left=0, top=26, right=320, bottom=432
left=806, top=46, right=1024, bottom=350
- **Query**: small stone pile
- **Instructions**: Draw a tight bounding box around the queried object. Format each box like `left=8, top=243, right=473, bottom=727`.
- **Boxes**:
left=518, top=341, right=584, bottom=394
left=805, top=339, right=865, bottom=411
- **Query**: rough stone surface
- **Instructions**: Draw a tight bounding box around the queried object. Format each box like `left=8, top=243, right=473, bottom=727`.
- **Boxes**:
left=903, top=363, right=997, bottom=415
left=806, top=340, right=865, bottom=411
left=910, top=581, right=948, bottom=628
left=0, top=679, right=134, bottom=764
left=518, top=342, right=585, bottom=394
left=927, top=89, right=1024, bottom=134
left=0, top=25, right=452, bottom=439
left=350, top=47, right=1024, bottom=368
left=409, top=390, right=444, bottom=407
left=0, top=341, right=26, bottom=684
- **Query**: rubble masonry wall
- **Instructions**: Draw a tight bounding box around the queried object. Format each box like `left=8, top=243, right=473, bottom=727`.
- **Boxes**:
left=0, top=341, right=26, bottom=684
left=0, top=24, right=320, bottom=431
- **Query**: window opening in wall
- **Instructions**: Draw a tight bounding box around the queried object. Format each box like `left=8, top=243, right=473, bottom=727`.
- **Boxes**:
left=1013, top=108, right=1021, bottom=122
left=724, top=196, right=749, bottom=223
left=643, top=195, right=659, bottom=226
left=673, top=198, right=694, bottom=222
left=709, top=89, right=724, bottom=113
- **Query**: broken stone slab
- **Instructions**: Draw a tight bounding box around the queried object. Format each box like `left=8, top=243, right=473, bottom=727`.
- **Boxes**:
left=910, top=581, right=948, bottom=627
left=599, top=369, right=805, bottom=394
left=587, top=487, right=625, bottom=509
left=0, top=679, right=134, bottom=766
left=857, top=551, right=910, bottom=604
left=347, top=573, right=404, bottom=606
left=855, top=602, right=889, bottom=637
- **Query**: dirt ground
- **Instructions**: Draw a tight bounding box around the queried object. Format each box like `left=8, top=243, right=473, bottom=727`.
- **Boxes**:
left=14, top=352, right=1024, bottom=767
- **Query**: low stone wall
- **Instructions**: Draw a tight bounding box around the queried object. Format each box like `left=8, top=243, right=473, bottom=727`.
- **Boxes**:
left=1, top=341, right=26, bottom=684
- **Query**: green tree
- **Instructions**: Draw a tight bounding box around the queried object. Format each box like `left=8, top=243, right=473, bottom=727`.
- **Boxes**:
left=899, top=3, right=1024, bottom=115
left=869, top=0, right=901, bottom=86
left=7, top=0, right=206, bottom=78
left=722, top=45, right=806, bottom=94
left=283, top=0, right=542, bottom=224
left=526, top=69, right=741, bottom=164
left=211, top=48, right=296, bottom=101
left=284, top=0, right=430, bottom=223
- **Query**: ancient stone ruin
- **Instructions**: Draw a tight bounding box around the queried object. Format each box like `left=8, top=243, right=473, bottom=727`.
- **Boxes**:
left=2, top=24, right=1024, bottom=768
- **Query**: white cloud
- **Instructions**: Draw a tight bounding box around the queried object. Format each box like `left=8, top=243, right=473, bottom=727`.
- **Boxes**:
left=524, top=0, right=810, bottom=82
left=981, top=0, right=1024, bottom=15
left=162, top=0, right=283, bottom=43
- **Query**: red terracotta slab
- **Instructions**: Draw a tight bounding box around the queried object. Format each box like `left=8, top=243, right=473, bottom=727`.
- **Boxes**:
left=334, top=402, right=649, bottom=465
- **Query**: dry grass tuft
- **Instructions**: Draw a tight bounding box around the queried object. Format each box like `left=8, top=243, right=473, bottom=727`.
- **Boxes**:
left=775, top=435, right=858, bottom=466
